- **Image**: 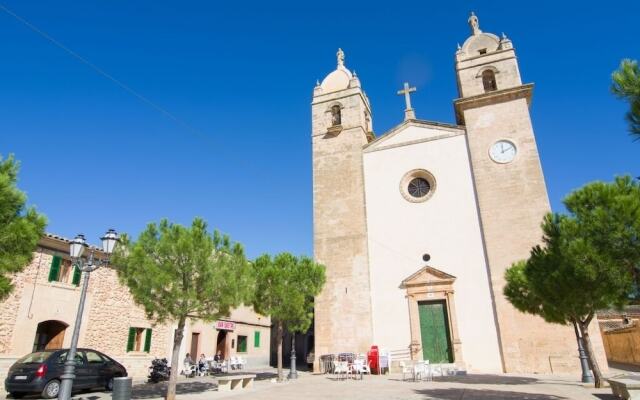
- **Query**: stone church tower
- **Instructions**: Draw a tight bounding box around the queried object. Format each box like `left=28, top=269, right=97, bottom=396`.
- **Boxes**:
left=312, top=49, right=374, bottom=360
left=453, top=13, right=588, bottom=372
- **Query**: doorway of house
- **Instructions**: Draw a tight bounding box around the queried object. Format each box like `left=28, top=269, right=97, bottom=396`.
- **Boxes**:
left=190, top=332, right=200, bottom=358
left=33, top=320, right=68, bottom=352
left=418, top=300, right=454, bottom=363
left=216, top=330, right=227, bottom=359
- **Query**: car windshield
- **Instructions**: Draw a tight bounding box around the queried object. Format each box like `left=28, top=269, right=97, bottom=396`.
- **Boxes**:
left=16, top=351, right=54, bottom=364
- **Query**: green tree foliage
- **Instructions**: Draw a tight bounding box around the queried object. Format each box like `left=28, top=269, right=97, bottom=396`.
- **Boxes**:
left=112, top=218, right=253, bottom=400
left=504, top=176, right=640, bottom=388
left=612, top=59, right=640, bottom=140
left=0, top=154, right=46, bottom=300
left=252, top=253, right=325, bottom=381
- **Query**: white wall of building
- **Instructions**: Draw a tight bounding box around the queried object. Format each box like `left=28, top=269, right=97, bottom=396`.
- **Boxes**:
left=363, top=123, right=503, bottom=372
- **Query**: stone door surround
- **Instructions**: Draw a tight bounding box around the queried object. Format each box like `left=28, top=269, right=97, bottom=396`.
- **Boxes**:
left=400, top=265, right=464, bottom=368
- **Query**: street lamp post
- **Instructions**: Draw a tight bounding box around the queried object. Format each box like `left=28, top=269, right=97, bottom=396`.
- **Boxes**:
left=287, top=334, right=298, bottom=380
left=58, top=229, right=119, bottom=400
left=573, top=322, right=594, bottom=383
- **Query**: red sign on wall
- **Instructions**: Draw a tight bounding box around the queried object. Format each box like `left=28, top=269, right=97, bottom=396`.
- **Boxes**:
left=215, top=320, right=236, bottom=331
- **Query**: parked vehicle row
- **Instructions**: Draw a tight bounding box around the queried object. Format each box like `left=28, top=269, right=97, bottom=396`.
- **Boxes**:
left=4, top=348, right=127, bottom=399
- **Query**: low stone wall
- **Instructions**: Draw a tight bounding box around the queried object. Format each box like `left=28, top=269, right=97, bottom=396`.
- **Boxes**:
left=602, top=324, right=640, bottom=366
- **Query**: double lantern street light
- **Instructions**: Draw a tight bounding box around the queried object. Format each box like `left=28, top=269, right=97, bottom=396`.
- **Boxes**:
left=58, top=229, right=119, bottom=400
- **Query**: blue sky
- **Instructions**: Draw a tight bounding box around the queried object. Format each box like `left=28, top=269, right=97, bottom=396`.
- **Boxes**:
left=0, top=1, right=637, bottom=258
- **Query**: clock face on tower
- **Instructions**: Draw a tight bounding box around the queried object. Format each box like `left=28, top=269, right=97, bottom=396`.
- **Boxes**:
left=489, top=140, right=517, bottom=163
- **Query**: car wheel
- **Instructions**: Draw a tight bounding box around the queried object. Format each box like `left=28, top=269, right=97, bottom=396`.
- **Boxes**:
left=42, top=379, right=61, bottom=399
left=106, top=376, right=114, bottom=391
left=9, top=392, right=26, bottom=399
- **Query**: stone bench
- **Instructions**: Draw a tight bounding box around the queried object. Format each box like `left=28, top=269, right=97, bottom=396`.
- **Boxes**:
left=215, top=374, right=256, bottom=392
left=609, top=376, right=640, bottom=400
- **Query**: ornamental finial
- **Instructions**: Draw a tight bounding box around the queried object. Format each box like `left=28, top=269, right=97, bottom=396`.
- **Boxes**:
left=337, top=48, right=345, bottom=67
left=468, top=12, right=481, bottom=35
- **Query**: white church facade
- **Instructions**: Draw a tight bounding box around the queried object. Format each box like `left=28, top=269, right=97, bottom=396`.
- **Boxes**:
left=311, top=13, right=607, bottom=373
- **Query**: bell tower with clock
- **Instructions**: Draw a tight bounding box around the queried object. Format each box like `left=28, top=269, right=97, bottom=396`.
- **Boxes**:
left=454, top=13, right=577, bottom=373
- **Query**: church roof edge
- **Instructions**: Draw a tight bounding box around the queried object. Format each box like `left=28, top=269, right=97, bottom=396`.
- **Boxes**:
left=363, top=118, right=465, bottom=150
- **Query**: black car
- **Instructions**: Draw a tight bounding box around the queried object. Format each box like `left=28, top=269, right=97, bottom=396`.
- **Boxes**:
left=4, top=348, right=127, bottom=399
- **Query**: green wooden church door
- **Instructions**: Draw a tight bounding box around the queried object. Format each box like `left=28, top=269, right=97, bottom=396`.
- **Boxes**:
left=418, top=300, right=453, bottom=363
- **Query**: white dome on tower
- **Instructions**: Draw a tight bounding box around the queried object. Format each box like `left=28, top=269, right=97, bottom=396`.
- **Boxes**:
left=457, top=12, right=508, bottom=59
left=320, top=48, right=354, bottom=93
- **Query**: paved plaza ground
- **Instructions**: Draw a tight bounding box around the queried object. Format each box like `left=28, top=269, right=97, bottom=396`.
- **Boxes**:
left=7, top=367, right=637, bottom=400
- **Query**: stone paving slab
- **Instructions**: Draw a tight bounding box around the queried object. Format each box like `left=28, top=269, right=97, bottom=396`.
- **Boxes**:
left=4, top=371, right=622, bottom=400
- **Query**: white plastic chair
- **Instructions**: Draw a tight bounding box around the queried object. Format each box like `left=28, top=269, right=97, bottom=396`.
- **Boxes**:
left=229, top=356, right=239, bottom=370
left=430, top=363, right=443, bottom=378
left=183, top=363, right=196, bottom=378
left=334, top=361, right=349, bottom=380
left=400, top=361, right=414, bottom=381
left=350, top=359, right=365, bottom=379
left=422, top=360, right=432, bottom=381
left=236, top=356, right=246, bottom=370
left=414, top=361, right=433, bottom=381
left=219, top=360, right=229, bottom=373
left=361, top=359, right=371, bottom=375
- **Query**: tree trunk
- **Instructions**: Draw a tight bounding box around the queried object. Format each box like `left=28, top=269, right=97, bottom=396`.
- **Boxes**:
left=277, top=320, right=284, bottom=382
left=166, top=316, right=186, bottom=400
left=578, top=319, right=603, bottom=388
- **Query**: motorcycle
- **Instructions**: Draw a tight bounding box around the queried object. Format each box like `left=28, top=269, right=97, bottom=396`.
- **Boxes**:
left=148, top=358, right=171, bottom=383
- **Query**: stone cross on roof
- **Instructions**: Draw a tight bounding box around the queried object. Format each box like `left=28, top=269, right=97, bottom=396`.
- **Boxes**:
left=397, top=82, right=417, bottom=120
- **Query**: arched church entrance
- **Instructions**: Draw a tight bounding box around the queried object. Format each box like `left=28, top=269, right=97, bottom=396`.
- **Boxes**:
left=216, top=330, right=227, bottom=359
left=33, top=320, right=68, bottom=352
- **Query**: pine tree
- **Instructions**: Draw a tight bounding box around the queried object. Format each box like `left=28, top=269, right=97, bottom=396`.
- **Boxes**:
left=252, top=253, right=325, bottom=381
left=112, top=218, right=253, bottom=400
left=504, top=176, right=640, bottom=388
left=0, top=154, right=46, bottom=300
left=612, top=59, right=640, bottom=140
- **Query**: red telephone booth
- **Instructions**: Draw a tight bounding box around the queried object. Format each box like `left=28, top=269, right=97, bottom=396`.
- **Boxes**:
left=367, top=345, right=379, bottom=374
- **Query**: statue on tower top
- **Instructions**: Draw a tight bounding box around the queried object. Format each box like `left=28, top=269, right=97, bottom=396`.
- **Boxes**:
left=337, top=48, right=345, bottom=67
left=468, top=12, right=481, bottom=35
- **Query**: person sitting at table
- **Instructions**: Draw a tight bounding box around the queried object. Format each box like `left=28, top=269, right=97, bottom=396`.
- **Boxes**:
left=214, top=350, right=223, bottom=362
left=183, top=353, right=195, bottom=377
left=197, top=354, right=208, bottom=375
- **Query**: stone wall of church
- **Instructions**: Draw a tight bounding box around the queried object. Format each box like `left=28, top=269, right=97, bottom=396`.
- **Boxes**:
left=312, top=86, right=375, bottom=359
left=461, top=97, right=608, bottom=374
left=363, top=122, right=503, bottom=373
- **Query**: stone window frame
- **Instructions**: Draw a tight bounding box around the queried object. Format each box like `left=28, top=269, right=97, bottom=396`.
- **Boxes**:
left=400, top=169, right=437, bottom=203
left=476, top=66, right=499, bottom=93
left=127, top=326, right=152, bottom=353
left=325, top=101, right=344, bottom=135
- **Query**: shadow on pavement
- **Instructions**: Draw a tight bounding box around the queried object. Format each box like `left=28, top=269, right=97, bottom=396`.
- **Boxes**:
left=592, top=395, right=618, bottom=400
left=415, top=388, right=567, bottom=399
left=131, top=371, right=277, bottom=399
left=432, top=374, right=539, bottom=385
left=132, top=381, right=216, bottom=399
left=608, top=361, right=640, bottom=373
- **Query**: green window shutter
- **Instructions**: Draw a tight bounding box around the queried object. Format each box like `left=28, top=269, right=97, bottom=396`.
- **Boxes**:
left=254, top=331, right=260, bottom=348
left=72, top=266, right=82, bottom=286
left=48, top=256, right=61, bottom=282
left=144, top=329, right=152, bottom=353
left=126, top=328, right=136, bottom=352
